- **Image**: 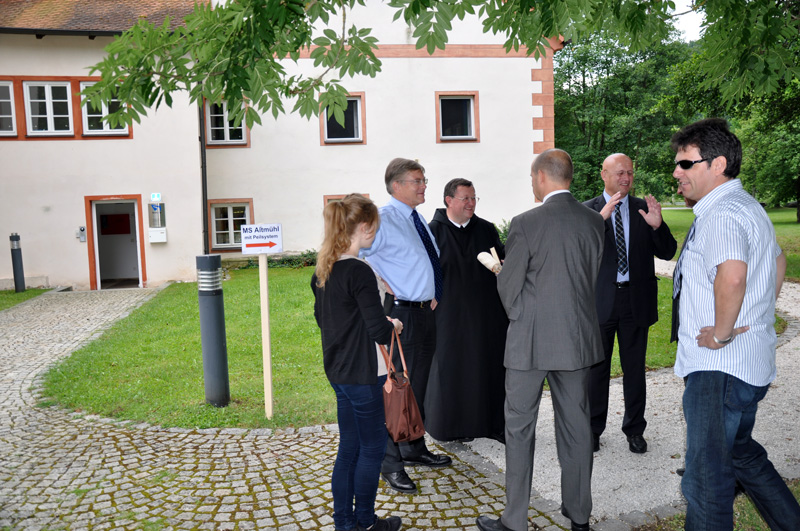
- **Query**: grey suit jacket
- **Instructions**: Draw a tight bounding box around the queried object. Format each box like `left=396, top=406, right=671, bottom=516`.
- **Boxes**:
left=498, top=192, right=605, bottom=371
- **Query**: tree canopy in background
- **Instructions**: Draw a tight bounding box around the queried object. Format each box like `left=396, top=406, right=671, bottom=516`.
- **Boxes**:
left=82, top=0, right=799, bottom=217
left=85, top=0, right=800, bottom=128
left=553, top=30, right=694, bottom=201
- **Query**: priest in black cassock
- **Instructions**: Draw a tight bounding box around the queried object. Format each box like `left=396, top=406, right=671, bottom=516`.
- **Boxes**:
left=424, top=178, right=508, bottom=443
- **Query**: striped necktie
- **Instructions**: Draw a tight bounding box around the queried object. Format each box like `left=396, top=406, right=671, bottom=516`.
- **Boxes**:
left=614, top=203, right=628, bottom=275
left=672, top=219, right=696, bottom=299
left=670, top=218, right=696, bottom=342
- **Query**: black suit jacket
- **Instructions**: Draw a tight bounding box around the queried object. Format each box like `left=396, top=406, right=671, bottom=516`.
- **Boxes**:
left=584, top=195, right=677, bottom=328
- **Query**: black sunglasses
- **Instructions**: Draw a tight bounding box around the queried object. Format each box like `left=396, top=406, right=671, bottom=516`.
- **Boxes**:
left=675, top=158, right=709, bottom=170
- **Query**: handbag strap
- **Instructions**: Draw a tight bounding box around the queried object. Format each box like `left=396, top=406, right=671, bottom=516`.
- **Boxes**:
left=379, top=328, right=409, bottom=379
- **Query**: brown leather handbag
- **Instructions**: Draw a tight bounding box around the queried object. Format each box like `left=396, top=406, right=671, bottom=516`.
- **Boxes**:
left=379, top=329, right=425, bottom=443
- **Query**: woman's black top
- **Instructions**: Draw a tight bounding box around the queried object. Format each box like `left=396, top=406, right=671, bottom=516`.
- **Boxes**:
left=311, top=258, right=393, bottom=385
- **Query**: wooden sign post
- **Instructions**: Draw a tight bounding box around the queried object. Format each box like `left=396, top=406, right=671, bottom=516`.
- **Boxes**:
left=241, top=223, right=283, bottom=419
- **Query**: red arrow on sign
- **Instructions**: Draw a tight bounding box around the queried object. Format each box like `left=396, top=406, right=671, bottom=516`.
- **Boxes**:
left=246, top=241, right=277, bottom=248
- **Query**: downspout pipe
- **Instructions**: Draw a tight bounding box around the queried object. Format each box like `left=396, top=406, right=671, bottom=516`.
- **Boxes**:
left=199, top=103, right=209, bottom=255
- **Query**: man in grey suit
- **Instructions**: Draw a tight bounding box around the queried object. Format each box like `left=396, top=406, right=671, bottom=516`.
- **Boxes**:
left=476, top=149, right=604, bottom=531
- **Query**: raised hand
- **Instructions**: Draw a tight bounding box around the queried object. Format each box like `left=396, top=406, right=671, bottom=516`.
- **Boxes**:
left=638, top=195, right=663, bottom=229
left=600, top=192, right=622, bottom=220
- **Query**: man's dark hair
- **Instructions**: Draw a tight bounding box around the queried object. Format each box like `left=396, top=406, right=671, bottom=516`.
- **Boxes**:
left=533, top=148, right=573, bottom=184
left=384, top=158, right=426, bottom=195
left=670, top=118, right=742, bottom=178
left=443, top=178, right=474, bottom=206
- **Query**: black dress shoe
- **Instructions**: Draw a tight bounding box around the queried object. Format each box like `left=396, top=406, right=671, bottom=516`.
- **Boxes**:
left=560, top=508, right=591, bottom=531
left=627, top=434, right=647, bottom=453
left=592, top=433, right=600, bottom=453
left=381, top=471, right=417, bottom=494
left=490, top=431, right=506, bottom=444
left=357, top=515, right=402, bottom=531
left=475, top=516, right=513, bottom=531
left=402, top=450, right=452, bottom=468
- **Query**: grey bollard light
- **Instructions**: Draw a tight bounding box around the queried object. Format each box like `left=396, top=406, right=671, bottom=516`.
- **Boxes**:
left=196, top=255, right=230, bottom=407
left=10, top=233, right=25, bottom=293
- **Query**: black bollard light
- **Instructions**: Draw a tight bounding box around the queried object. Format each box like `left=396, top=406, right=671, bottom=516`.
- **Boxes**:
left=10, top=233, right=25, bottom=293
left=196, top=255, right=230, bottom=407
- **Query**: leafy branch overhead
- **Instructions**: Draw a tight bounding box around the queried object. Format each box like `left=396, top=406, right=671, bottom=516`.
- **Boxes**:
left=84, top=0, right=800, bottom=129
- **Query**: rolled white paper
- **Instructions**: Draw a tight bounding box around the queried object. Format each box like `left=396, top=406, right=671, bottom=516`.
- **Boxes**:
left=478, top=251, right=502, bottom=273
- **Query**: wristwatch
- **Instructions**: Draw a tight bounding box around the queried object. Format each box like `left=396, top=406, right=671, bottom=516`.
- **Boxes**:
left=713, top=334, right=734, bottom=345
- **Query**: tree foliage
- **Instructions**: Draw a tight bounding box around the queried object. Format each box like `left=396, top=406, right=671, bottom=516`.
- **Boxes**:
left=84, top=0, right=800, bottom=130
left=554, top=31, right=693, bottom=201
left=84, top=0, right=382, bottom=129
left=662, top=34, right=800, bottom=220
left=736, top=79, right=800, bottom=219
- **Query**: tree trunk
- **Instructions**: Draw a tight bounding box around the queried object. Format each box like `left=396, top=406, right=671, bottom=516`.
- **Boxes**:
left=796, top=174, right=800, bottom=223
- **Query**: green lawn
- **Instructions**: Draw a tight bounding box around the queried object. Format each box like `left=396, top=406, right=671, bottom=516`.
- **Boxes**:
left=0, top=288, right=49, bottom=312
left=662, top=207, right=800, bottom=281
left=42, top=268, right=332, bottom=430
left=38, top=207, right=798, bottom=430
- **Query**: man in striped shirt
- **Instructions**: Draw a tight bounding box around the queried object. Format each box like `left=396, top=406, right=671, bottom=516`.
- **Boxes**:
left=671, top=118, right=799, bottom=530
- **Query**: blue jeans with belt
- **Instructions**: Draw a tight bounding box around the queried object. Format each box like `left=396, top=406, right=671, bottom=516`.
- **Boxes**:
left=330, top=376, right=388, bottom=530
left=682, top=370, right=800, bottom=530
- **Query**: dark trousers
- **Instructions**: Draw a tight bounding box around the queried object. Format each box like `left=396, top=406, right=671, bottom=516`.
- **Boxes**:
left=381, top=304, right=436, bottom=473
left=589, top=286, right=648, bottom=437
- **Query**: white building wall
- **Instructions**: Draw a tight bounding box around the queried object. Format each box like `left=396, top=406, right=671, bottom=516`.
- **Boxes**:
left=2, top=3, right=555, bottom=288
left=207, top=4, right=546, bottom=252
left=0, top=34, right=203, bottom=290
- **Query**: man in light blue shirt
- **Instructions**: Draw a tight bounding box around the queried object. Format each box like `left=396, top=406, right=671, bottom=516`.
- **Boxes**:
left=671, top=118, right=798, bottom=530
left=361, top=158, right=451, bottom=495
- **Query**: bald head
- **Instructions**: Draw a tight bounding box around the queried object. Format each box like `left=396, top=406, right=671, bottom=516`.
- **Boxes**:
left=601, top=153, right=634, bottom=198
left=532, top=149, right=573, bottom=184
left=530, top=149, right=573, bottom=201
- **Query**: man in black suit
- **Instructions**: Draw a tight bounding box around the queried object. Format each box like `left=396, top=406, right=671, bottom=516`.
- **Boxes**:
left=584, top=153, right=677, bottom=454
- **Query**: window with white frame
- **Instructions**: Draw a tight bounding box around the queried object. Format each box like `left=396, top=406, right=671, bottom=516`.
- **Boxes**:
left=323, top=96, right=363, bottom=143
left=23, top=81, right=74, bottom=135
left=80, top=82, right=128, bottom=135
left=206, top=102, right=246, bottom=145
left=437, top=92, right=479, bottom=141
left=0, top=81, right=16, bottom=136
left=212, top=203, right=249, bottom=247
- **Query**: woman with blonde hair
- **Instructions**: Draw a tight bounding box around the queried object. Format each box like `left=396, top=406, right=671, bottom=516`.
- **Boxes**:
left=311, top=194, right=403, bottom=531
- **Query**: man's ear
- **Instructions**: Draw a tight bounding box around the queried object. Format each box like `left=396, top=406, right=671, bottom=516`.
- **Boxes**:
left=712, top=155, right=728, bottom=177
left=537, top=170, right=547, bottom=185
left=444, top=196, right=453, bottom=209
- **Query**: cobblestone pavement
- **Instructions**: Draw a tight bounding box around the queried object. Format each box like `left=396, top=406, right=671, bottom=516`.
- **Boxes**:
left=0, top=289, right=572, bottom=531
left=3, top=281, right=798, bottom=531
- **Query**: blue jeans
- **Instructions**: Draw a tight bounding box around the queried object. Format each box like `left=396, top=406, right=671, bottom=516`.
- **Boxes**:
left=330, top=376, right=388, bottom=530
left=682, top=371, right=800, bottom=530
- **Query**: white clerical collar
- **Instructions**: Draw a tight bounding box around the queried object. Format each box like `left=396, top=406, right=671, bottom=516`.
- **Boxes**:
left=448, top=217, right=471, bottom=228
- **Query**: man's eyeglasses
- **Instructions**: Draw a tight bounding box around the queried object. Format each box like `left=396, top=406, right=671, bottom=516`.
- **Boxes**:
left=399, top=178, right=428, bottom=186
left=611, top=170, right=634, bottom=178
left=451, top=196, right=479, bottom=203
left=675, top=158, right=709, bottom=170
